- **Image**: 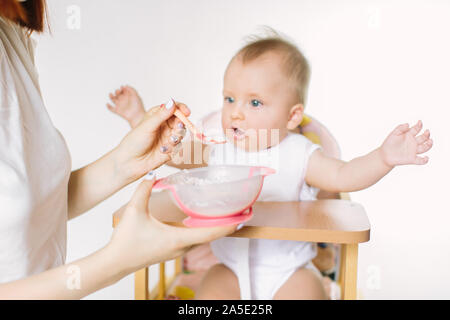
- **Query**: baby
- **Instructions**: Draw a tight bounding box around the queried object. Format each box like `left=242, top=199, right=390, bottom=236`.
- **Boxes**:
left=107, top=32, right=433, bottom=300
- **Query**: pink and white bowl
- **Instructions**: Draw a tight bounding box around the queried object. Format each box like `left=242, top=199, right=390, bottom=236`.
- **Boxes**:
left=153, top=165, right=275, bottom=227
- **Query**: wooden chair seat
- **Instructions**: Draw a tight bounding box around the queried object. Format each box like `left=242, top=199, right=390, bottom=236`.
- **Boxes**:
left=112, top=190, right=370, bottom=300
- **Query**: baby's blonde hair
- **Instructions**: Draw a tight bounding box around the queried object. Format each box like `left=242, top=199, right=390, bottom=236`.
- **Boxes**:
left=233, top=27, right=311, bottom=106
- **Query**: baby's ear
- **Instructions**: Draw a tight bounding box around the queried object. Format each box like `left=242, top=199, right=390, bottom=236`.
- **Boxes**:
left=286, top=104, right=304, bottom=130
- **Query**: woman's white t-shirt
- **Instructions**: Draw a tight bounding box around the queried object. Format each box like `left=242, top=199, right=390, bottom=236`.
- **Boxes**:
left=0, top=18, right=71, bottom=283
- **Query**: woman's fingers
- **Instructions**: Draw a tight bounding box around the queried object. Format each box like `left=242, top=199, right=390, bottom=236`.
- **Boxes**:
left=166, top=101, right=190, bottom=129
left=142, top=102, right=188, bottom=145
left=174, top=101, right=191, bottom=117
left=159, top=133, right=184, bottom=156
left=169, top=133, right=182, bottom=145
left=167, top=115, right=185, bottom=130
left=167, top=123, right=186, bottom=145
left=180, top=225, right=238, bottom=247
left=141, top=104, right=177, bottom=133
left=171, top=142, right=184, bottom=157
left=129, top=173, right=156, bottom=213
left=158, top=122, right=177, bottom=155
left=169, top=121, right=186, bottom=139
left=131, top=100, right=190, bottom=167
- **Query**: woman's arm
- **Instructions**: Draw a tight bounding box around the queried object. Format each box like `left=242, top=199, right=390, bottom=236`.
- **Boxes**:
left=1, top=177, right=238, bottom=299
left=68, top=148, right=136, bottom=220
left=0, top=244, right=123, bottom=299
left=305, top=121, right=433, bottom=193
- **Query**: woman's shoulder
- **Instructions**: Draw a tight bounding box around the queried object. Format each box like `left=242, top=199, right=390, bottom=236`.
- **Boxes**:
left=0, top=17, right=36, bottom=65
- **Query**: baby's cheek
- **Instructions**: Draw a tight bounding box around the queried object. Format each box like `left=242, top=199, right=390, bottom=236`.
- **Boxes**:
left=221, top=109, right=231, bottom=126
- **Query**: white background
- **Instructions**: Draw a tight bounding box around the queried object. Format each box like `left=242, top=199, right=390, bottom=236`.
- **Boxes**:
left=34, top=0, right=449, bottom=299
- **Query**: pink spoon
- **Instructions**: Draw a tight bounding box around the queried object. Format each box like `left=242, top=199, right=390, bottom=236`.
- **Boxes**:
left=165, top=99, right=227, bottom=144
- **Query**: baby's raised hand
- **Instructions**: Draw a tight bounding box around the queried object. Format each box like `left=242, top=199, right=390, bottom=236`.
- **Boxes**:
left=380, top=120, right=433, bottom=167
left=107, top=85, right=146, bottom=128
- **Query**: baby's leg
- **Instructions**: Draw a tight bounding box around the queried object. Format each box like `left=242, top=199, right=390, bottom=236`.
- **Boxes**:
left=273, top=266, right=327, bottom=300
left=195, top=264, right=241, bottom=300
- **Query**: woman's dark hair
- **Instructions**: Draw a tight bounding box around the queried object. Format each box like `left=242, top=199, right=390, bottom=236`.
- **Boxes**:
left=0, top=0, right=47, bottom=33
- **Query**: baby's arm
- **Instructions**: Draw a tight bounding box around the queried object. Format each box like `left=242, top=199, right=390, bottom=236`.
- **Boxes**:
left=107, top=85, right=146, bottom=128
left=306, top=121, right=433, bottom=193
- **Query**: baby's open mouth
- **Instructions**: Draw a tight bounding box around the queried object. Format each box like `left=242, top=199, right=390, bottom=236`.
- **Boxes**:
left=231, top=126, right=246, bottom=140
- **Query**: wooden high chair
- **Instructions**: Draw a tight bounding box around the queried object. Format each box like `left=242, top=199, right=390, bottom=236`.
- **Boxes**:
left=112, top=191, right=370, bottom=300
left=112, top=115, right=370, bottom=300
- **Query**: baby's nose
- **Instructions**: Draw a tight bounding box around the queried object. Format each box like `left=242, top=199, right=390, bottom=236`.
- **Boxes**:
left=230, top=104, right=245, bottom=120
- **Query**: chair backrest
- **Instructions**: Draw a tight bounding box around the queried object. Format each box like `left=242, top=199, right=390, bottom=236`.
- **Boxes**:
left=299, top=115, right=341, bottom=159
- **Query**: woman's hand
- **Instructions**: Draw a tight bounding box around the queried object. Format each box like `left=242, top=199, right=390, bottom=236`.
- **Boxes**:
left=68, top=100, right=189, bottom=220
left=114, top=101, right=189, bottom=183
left=380, top=120, right=433, bottom=167
left=107, top=175, right=238, bottom=275
left=0, top=174, right=236, bottom=300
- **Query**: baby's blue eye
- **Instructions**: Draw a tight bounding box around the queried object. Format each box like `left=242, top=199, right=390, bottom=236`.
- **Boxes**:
left=224, top=97, right=235, bottom=103
left=251, top=99, right=262, bottom=107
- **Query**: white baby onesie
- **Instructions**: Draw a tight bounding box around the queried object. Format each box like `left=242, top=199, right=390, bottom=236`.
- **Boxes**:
left=208, top=131, right=322, bottom=300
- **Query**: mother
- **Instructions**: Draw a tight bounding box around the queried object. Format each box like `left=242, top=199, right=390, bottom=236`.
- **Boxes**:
left=0, top=0, right=237, bottom=299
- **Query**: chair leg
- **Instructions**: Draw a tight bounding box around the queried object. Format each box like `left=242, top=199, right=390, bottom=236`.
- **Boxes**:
left=135, top=268, right=149, bottom=300
left=175, top=257, right=182, bottom=275
left=338, top=244, right=359, bottom=300
left=157, top=262, right=166, bottom=300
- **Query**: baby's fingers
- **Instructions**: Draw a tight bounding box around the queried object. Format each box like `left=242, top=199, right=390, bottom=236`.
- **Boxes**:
left=125, top=86, right=138, bottom=96
left=415, top=129, right=430, bottom=144
left=414, top=155, right=429, bottom=165
left=409, top=120, right=423, bottom=136
left=417, top=139, right=433, bottom=154
left=109, top=93, right=118, bottom=104
left=394, top=123, right=409, bottom=135
left=106, top=103, right=116, bottom=113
